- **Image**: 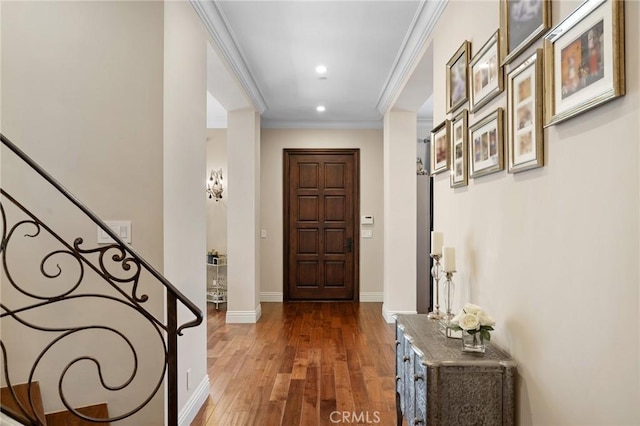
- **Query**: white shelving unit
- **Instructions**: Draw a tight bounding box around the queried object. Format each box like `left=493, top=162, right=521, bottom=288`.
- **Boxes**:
left=206, top=255, right=227, bottom=309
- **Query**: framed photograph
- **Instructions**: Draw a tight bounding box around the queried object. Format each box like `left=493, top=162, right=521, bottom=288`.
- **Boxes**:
left=470, top=31, right=504, bottom=112
left=500, top=0, right=551, bottom=65
left=430, top=119, right=451, bottom=175
left=469, top=108, right=504, bottom=178
left=544, top=0, right=625, bottom=126
left=450, top=110, right=468, bottom=187
left=446, top=41, right=471, bottom=114
left=507, top=50, right=544, bottom=173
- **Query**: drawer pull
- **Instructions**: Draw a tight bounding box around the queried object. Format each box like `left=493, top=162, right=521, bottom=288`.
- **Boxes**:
left=395, top=340, right=401, bottom=346
left=403, top=355, right=410, bottom=362
left=414, top=374, right=424, bottom=382
left=413, top=419, right=423, bottom=425
left=396, top=375, right=401, bottom=382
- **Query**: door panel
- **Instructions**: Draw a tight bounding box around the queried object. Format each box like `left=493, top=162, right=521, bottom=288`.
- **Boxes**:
left=325, top=229, right=344, bottom=254
left=284, top=149, right=359, bottom=301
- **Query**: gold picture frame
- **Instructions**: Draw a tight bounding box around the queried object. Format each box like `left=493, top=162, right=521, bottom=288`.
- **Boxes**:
left=446, top=41, right=471, bottom=114
left=469, top=108, right=504, bottom=179
left=450, top=110, right=468, bottom=188
left=544, top=0, right=625, bottom=126
left=470, top=31, right=503, bottom=113
left=430, top=119, right=451, bottom=175
left=500, top=0, right=551, bottom=65
left=507, top=50, right=544, bottom=173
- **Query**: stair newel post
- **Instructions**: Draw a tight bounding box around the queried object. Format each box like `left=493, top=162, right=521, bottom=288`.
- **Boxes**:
left=167, top=293, right=178, bottom=426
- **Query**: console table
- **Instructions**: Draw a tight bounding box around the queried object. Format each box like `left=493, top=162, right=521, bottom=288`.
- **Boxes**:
left=395, top=314, right=516, bottom=426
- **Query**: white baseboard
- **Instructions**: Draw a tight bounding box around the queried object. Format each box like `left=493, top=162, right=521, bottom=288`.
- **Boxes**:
left=359, top=292, right=384, bottom=302
left=178, top=375, right=210, bottom=426
left=381, top=303, right=417, bottom=323
left=260, top=292, right=283, bottom=302
left=226, top=304, right=262, bottom=323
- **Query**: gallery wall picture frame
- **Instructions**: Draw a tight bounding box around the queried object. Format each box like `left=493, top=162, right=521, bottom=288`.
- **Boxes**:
left=446, top=41, right=471, bottom=114
left=470, top=31, right=504, bottom=113
left=543, top=0, right=625, bottom=126
left=430, top=119, right=451, bottom=175
left=500, top=0, right=551, bottom=66
left=469, top=108, right=505, bottom=179
left=507, top=50, right=544, bottom=173
left=450, top=110, right=469, bottom=188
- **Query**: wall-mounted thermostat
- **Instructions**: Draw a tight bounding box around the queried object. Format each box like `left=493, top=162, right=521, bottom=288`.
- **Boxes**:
left=361, top=215, right=374, bottom=225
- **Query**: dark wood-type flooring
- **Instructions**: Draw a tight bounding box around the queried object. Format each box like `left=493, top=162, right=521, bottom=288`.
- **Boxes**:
left=191, top=302, right=398, bottom=426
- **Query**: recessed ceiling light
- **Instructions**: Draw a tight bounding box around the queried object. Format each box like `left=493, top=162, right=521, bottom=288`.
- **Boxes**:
left=315, top=65, right=327, bottom=75
left=316, top=106, right=326, bottom=112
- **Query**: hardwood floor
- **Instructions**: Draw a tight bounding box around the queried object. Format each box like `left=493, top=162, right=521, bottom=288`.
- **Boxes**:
left=191, top=302, right=397, bottom=426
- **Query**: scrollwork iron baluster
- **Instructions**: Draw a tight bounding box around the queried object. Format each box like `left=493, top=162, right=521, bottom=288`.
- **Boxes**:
left=1, top=134, right=203, bottom=424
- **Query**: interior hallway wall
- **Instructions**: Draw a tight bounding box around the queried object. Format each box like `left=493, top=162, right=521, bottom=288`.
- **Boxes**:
left=426, top=1, right=639, bottom=424
left=1, top=2, right=165, bottom=424
left=163, top=1, right=209, bottom=423
left=206, top=128, right=228, bottom=256
left=226, top=110, right=261, bottom=322
left=205, top=128, right=228, bottom=318
left=382, top=111, right=418, bottom=319
left=260, top=128, right=384, bottom=301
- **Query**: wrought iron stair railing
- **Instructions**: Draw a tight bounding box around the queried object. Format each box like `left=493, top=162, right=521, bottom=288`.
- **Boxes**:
left=0, top=134, right=203, bottom=425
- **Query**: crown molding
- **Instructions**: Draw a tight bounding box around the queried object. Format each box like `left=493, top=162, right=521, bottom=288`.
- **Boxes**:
left=376, top=0, right=448, bottom=116
left=190, top=0, right=267, bottom=114
left=261, top=119, right=383, bottom=130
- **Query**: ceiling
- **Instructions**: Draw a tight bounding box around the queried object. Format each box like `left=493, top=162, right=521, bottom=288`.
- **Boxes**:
left=196, top=0, right=445, bottom=129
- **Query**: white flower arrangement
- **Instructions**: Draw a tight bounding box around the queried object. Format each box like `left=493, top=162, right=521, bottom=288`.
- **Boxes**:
left=450, top=303, right=495, bottom=341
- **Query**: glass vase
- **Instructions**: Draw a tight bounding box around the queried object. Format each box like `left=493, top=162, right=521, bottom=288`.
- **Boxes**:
left=461, top=331, right=485, bottom=353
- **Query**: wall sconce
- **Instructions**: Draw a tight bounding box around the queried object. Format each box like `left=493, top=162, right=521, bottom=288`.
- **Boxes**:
left=206, top=169, right=224, bottom=201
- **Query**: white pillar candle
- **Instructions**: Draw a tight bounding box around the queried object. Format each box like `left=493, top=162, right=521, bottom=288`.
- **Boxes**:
left=442, top=247, right=456, bottom=272
left=431, top=232, right=443, bottom=255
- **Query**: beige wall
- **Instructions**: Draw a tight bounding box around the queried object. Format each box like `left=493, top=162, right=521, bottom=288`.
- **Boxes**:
left=2, top=1, right=210, bottom=424
left=426, top=0, right=639, bottom=424
left=206, top=128, right=228, bottom=255
left=163, top=1, right=209, bottom=422
left=1, top=0, right=165, bottom=264
left=205, top=129, right=228, bottom=317
left=0, top=0, right=2, bottom=157
left=260, top=128, right=384, bottom=300
left=226, top=110, right=261, bottom=321
left=382, top=111, right=418, bottom=319
left=1, top=1, right=166, bottom=424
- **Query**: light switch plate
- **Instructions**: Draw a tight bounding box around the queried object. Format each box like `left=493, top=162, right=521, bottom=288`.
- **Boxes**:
left=97, top=221, right=132, bottom=244
left=362, top=229, right=373, bottom=238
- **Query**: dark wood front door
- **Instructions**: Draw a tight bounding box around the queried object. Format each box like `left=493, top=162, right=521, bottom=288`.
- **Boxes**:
left=283, top=149, right=359, bottom=301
